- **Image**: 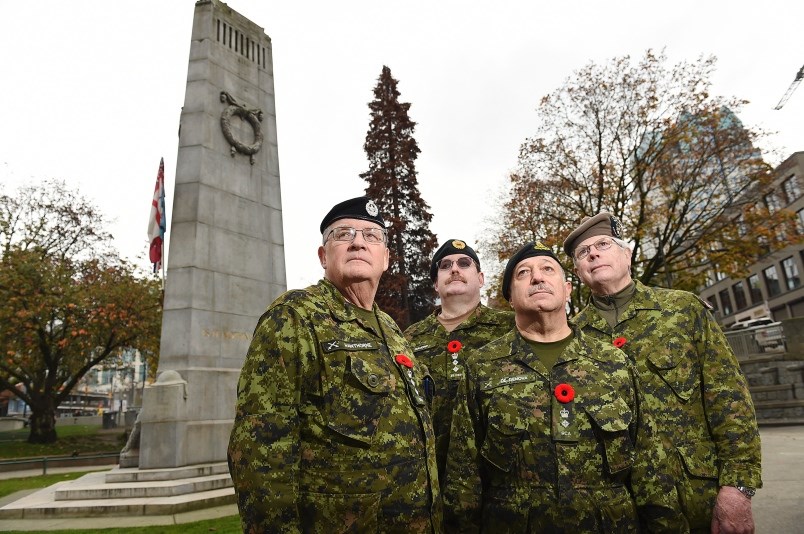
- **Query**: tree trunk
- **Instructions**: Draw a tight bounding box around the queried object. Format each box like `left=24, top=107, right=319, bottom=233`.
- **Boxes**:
left=27, top=407, right=58, bottom=444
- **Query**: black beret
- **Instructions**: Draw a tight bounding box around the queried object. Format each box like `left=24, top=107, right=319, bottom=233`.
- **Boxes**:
left=430, top=239, right=481, bottom=280
left=502, top=241, right=561, bottom=301
left=319, top=196, right=385, bottom=234
left=562, top=212, right=623, bottom=257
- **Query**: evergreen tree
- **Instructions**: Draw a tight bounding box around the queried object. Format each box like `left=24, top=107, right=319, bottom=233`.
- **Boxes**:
left=361, top=66, right=437, bottom=329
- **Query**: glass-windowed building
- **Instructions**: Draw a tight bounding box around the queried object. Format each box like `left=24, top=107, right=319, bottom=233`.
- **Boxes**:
left=700, top=152, right=804, bottom=326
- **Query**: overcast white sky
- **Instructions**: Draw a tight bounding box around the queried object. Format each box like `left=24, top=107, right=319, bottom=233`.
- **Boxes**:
left=1, top=0, right=802, bottom=291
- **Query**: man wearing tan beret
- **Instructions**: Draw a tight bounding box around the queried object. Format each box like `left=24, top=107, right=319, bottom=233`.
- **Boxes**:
left=564, top=212, right=761, bottom=534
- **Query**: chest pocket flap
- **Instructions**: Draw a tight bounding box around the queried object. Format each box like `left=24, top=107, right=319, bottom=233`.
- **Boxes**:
left=349, top=356, right=394, bottom=394
left=646, top=346, right=698, bottom=401
left=584, top=391, right=634, bottom=474
left=584, top=391, right=632, bottom=432
left=325, top=356, right=394, bottom=445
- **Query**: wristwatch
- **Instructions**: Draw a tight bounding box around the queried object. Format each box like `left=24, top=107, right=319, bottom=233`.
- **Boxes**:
left=735, top=486, right=756, bottom=498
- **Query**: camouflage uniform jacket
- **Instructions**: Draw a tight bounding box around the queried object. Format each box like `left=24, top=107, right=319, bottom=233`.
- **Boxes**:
left=405, top=305, right=515, bottom=481
left=228, top=279, right=442, bottom=534
left=443, top=327, right=686, bottom=533
left=572, top=280, right=762, bottom=525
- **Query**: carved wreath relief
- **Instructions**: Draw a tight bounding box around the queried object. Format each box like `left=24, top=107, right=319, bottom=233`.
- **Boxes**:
left=220, top=91, right=263, bottom=164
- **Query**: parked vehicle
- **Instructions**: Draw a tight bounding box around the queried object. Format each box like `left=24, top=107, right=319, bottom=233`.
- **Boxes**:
left=727, top=317, right=776, bottom=331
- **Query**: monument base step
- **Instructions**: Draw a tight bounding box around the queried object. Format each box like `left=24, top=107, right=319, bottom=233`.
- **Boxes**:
left=757, top=418, right=804, bottom=426
left=56, top=472, right=232, bottom=500
left=104, top=462, right=230, bottom=483
left=0, top=466, right=236, bottom=519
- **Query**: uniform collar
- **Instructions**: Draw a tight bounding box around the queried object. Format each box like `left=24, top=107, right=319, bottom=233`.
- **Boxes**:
left=451, top=303, right=507, bottom=329
left=407, top=303, right=483, bottom=336
left=317, top=278, right=384, bottom=336
left=573, top=280, right=663, bottom=331
left=510, top=326, right=585, bottom=377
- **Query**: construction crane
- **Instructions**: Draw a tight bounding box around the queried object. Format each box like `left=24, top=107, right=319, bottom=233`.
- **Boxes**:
left=773, top=64, right=804, bottom=110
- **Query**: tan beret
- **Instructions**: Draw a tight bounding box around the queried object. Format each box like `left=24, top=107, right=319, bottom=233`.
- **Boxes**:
left=562, top=212, right=623, bottom=257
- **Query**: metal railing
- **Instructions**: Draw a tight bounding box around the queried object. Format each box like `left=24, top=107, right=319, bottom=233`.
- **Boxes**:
left=725, top=324, right=787, bottom=358
left=0, top=452, right=120, bottom=476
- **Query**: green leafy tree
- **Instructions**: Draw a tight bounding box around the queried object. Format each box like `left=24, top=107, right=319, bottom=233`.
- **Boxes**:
left=0, top=180, right=162, bottom=443
left=361, top=65, right=438, bottom=328
left=482, top=50, right=799, bottom=312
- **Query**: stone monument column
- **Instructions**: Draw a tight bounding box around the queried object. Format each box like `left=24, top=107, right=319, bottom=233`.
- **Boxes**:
left=138, top=0, right=285, bottom=469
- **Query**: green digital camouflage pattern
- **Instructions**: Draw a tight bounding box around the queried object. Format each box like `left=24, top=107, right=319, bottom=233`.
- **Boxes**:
left=572, top=280, right=762, bottom=530
left=443, top=327, right=686, bottom=533
left=228, top=279, right=442, bottom=534
left=405, top=305, right=515, bottom=482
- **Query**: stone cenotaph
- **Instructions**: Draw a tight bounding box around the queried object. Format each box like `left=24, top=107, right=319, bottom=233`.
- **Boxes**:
left=137, top=0, right=285, bottom=469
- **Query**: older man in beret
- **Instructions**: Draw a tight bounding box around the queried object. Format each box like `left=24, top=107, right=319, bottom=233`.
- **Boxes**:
left=405, top=239, right=514, bottom=483
left=564, top=212, right=761, bottom=534
left=228, top=196, right=442, bottom=533
left=443, top=242, right=685, bottom=533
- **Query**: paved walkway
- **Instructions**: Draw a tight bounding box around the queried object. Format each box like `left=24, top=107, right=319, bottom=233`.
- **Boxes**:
left=752, top=425, right=804, bottom=532
left=0, top=426, right=801, bottom=531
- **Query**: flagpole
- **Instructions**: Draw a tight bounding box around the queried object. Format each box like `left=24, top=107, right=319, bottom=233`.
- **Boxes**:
left=161, top=227, right=166, bottom=287
left=160, top=170, right=167, bottom=288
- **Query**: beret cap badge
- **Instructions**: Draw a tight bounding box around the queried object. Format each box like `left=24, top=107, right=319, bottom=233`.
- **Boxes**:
left=452, top=240, right=466, bottom=249
left=610, top=216, right=623, bottom=238
left=366, top=200, right=379, bottom=217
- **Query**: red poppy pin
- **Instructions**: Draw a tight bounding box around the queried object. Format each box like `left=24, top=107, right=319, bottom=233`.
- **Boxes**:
left=447, top=340, right=463, bottom=353
left=554, top=383, right=575, bottom=403
left=613, top=337, right=627, bottom=348
left=395, top=354, right=413, bottom=368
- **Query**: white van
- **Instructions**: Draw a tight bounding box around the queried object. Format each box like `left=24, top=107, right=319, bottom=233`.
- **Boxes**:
left=727, top=317, right=776, bottom=331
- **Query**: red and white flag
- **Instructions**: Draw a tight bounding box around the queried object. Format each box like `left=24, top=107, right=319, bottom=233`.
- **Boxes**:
left=148, top=158, right=167, bottom=273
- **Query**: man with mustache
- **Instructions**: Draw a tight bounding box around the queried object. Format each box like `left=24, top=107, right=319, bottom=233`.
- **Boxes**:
left=564, top=213, right=761, bottom=534
left=443, top=242, right=685, bottom=532
left=228, top=196, right=442, bottom=533
left=405, top=239, right=514, bottom=482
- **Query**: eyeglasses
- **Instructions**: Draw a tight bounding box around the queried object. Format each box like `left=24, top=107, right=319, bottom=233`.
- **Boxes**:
left=574, top=237, right=620, bottom=261
left=325, top=226, right=387, bottom=244
left=438, top=257, right=476, bottom=271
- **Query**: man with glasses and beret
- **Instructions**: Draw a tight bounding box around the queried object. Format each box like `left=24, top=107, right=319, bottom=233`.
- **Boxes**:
left=443, top=242, right=685, bottom=532
left=228, top=196, right=442, bottom=533
left=564, top=212, right=761, bottom=534
left=405, top=239, right=514, bottom=482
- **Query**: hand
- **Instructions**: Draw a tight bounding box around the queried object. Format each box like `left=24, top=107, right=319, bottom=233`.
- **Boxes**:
left=711, top=486, right=754, bottom=534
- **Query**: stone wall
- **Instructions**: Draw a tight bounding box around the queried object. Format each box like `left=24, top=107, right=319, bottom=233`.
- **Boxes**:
left=782, top=317, right=804, bottom=354
left=740, top=350, right=804, bottom=425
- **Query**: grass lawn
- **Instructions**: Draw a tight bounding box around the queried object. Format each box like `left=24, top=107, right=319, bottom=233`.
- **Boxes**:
left=0, top=425, right=126, bottom=459
left=0, top=471, right=89, bottom=499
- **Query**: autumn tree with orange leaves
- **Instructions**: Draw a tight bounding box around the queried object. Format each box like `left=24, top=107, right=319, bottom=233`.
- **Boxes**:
left=0, top=180, right=162, bottom=443
left=482, top=50, right=800, bottom=313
